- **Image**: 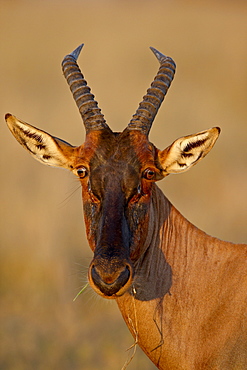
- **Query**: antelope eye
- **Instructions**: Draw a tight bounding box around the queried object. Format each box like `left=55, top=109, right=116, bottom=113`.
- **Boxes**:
left=143, top=168, right=155, bottom=180
left=76, top=167, right=88, bottom=179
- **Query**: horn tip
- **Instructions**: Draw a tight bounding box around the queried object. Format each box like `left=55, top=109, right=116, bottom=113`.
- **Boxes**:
left=70, top=43, right=84, bottom=61
left=150, top=46, right=167, bottom=62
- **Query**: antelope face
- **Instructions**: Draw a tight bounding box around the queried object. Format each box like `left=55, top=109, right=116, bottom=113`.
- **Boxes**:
left=5, top=45, right=220, bottom=299
left=76, top=129, right=160, bottom=298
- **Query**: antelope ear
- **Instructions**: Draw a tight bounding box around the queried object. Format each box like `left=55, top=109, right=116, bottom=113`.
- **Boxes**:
left=158, top=127, right=220, bottom=175
left=5, top=114, right=77, bottom=170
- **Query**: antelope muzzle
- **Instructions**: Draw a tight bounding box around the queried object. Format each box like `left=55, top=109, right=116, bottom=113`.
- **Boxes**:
left=88, top=256, right=133, bottom=298
left=87, top=173, right=134, bottom=298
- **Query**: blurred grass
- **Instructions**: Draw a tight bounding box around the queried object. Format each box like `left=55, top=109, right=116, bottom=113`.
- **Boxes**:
left=1, top=0, right=247, bottom=369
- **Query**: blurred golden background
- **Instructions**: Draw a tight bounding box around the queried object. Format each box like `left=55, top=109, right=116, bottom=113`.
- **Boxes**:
left=1, top=1, right=247, bottom=369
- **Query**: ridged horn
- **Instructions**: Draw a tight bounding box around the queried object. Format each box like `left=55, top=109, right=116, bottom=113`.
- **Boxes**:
left=62, top=44, right=110, bottom=132
left=128, top=47, right=176, bottom=135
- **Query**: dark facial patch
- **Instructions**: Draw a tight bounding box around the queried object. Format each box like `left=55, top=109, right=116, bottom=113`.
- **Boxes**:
left=80, top=128, right=160, bottom=297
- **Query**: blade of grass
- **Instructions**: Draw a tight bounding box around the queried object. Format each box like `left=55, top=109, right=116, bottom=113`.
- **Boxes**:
left=73, top=283, right=89, bottom=301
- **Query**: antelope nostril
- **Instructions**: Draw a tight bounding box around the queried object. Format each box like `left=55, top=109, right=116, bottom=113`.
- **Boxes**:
left=91, top=264, right=131, bottom=296
left=91, top=265, right=102, bottom=286
left=120, top=265, right=130, bottom=285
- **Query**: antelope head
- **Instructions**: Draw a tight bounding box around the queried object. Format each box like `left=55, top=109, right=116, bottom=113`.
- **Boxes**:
left=5, top=45, right=220, bottom=299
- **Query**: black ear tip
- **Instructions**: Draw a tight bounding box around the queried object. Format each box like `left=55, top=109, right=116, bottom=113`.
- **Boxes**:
left=5, top=113, right=12, bottom=120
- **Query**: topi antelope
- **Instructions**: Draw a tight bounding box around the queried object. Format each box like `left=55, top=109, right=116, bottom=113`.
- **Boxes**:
left=5, top=45, right=247, bottom=369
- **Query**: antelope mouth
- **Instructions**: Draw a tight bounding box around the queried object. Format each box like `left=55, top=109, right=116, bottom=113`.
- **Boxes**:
left=88, top=261, right=133, bottom=299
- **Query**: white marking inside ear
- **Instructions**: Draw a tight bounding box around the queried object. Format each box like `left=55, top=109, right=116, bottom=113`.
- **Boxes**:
left=158, top=127, right=220, bottom=175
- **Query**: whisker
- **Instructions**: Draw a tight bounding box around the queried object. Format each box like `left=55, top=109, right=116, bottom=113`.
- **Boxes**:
left=58, top=181, right=81, bottom=208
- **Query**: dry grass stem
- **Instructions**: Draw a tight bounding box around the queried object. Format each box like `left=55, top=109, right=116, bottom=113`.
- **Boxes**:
left=121, top=286, right=139, bottom=369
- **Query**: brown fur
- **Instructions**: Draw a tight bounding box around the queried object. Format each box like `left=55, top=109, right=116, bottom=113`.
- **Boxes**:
left=117, top=186, right=247, bottom=369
